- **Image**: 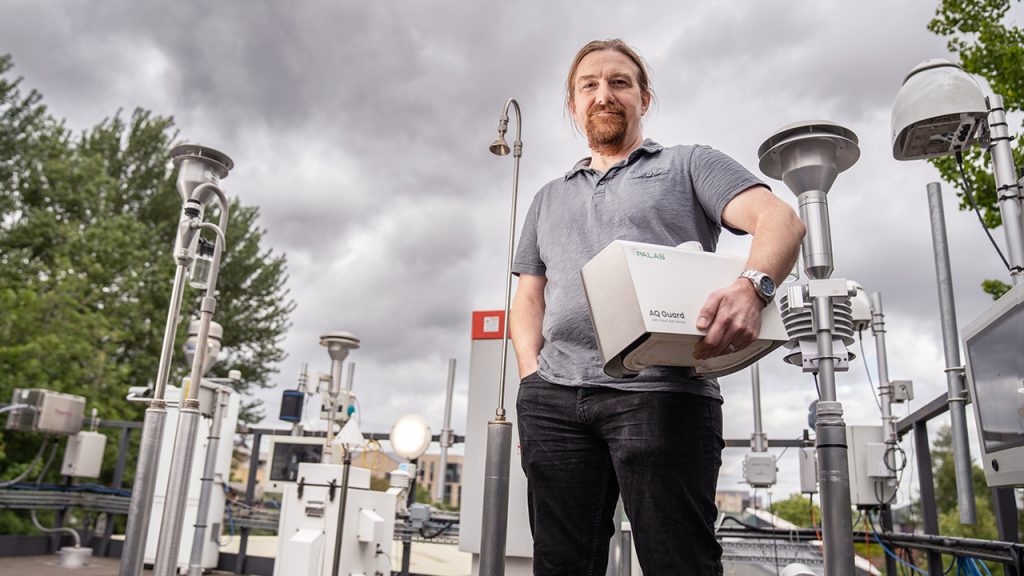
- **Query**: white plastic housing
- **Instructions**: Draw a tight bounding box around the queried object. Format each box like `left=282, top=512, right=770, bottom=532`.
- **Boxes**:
left=6, top=389, right=85, bottom=435
left=892, top=59, right=988, bottom=160
left=61, top=431, right=107, bottom=478
left=144, top=384, right=240, bottom=570
left=847, top=426, right=896, bottom=506
left=963, top=280, right=1024, bottom=487
left=273, top=463, right=395, bottom=576
left=892, top=380, right=914, bottom=403
left=743, top=452, right=777, bottom=488
left=799, top=447, right=818, bottom=494
left=582, top=240, right=789, bottom=379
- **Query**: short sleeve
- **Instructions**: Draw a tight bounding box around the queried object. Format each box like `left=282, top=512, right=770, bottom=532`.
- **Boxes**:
left=512, top=192, right=546, bottom=276
left=688, top=145, right=766, bottom=233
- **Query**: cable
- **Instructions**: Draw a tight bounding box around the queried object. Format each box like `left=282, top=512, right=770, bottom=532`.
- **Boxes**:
left=35, top=438, right=59, bottom=484
left=863, top=514, right=871, bottom=566
left=419, top=520, right=456, bottom=539
left=30, top=509, right=80, bottom=548
left=0, top=404, right=30, bottom=416
left=809, top=494, right=822, bottom=544
left=955, top=151, right=1011, bottom=271
left=974, top=558, right=993, bottom=576
left=858, top=330, right=883, bottom=413
left=0, top=439, right=48, bottom=488
left=218, top=484, right=236, bottom=548
left=375, top=544, right=392, bottom=574
left=767, top=491, right=780, bottom=576
left=868, top=512, right=928, bottom=575
left=812, top=373, right=821, bottom=400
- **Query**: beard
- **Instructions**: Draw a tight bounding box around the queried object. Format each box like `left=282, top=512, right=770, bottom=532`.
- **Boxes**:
left=584, top=103, right=628, bottom=154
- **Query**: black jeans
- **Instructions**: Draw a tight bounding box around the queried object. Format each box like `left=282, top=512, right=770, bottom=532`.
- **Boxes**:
left=516, top=373, right=725, bottom=576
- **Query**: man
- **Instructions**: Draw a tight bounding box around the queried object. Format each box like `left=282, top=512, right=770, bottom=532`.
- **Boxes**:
left=510, top=39, right=804, bottom=575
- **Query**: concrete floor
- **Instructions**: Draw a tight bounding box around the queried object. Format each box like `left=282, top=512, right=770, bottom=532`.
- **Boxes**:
left=0, top=540, right=474, bottom=576
left=0, top=555, right=148, bottom=576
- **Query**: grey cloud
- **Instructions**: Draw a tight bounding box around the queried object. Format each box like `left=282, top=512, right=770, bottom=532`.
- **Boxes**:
left=2, top=0, right=1006, bottom=500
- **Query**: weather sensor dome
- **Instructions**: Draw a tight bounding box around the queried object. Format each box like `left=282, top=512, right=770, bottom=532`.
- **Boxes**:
left=891, top=59, right=988, bottom=161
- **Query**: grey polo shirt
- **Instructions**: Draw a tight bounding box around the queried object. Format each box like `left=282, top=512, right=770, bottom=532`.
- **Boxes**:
left=512, top=139, right=765, bottom=399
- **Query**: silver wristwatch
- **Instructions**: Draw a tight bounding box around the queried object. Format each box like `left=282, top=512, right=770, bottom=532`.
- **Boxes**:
left=740, top=270, right=776, bottom=305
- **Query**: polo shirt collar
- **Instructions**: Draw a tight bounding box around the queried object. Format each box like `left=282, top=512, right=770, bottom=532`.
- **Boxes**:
left=564, top=139, right=665, bottom=180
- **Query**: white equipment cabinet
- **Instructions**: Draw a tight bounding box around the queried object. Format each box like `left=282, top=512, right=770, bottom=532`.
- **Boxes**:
left=459, top=311, right=534, bottom=576
left=273, top=462, right=396, bottom=576
left=846, top=425, right=897, bottom=507
left=144, top=383, right=240, bottom=571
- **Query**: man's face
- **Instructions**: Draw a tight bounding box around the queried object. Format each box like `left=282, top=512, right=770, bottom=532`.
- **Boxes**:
left=570, top=49, right=650, bottom=154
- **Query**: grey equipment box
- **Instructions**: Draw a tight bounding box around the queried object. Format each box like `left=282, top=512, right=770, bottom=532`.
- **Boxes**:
left=582, top=240, right=789, bottom=378
left=6, top=389, right=86, bottom=435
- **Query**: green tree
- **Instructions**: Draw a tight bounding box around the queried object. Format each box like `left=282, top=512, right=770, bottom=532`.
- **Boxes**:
left=0, top=54, right=294, bottom=530
left=931, top=426, right=1000, bottom=541
left=770, top=493, right=820, bottom=528
left=929, top=0, right=1024, bottom=300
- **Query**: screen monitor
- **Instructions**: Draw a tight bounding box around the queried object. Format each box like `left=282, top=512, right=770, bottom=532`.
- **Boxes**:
left=963, top=280, right=1024, bottom=487
left=262, top=435, right=324, bottom=492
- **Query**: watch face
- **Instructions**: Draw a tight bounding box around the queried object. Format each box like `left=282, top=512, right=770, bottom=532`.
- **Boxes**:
left=760, top=276, right=776, bottom=296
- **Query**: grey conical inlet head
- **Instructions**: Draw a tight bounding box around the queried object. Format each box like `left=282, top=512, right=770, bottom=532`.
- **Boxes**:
left=171, top=144, right=234, bottom=204
left=319, top=330, right=360, bottom=362
left=757, top=121, right=859, bottom=196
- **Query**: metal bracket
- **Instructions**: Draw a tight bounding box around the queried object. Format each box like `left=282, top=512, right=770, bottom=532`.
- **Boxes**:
left=787, top=284, right=808, bottom=310
left=807, top=278, right=850, bottom=298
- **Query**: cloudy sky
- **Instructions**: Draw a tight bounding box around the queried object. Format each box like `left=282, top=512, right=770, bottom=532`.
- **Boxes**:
left=2, top=1, right=1016, bottom=504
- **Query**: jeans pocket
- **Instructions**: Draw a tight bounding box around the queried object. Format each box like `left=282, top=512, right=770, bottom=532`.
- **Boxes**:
left=519, top=371, right=545, bottom=385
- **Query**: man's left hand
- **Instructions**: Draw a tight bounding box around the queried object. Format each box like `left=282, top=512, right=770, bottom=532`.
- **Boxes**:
left=693, top=277, right=763, bottom=360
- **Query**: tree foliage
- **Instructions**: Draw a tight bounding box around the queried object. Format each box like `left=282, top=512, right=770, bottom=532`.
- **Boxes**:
left=0, top=53, right=294, bottom=533
left=930, top=426, right=1001, bottom=541
left=929, top=0, right=1024, bottom=299
left=769, top=493, right=820, bottom=528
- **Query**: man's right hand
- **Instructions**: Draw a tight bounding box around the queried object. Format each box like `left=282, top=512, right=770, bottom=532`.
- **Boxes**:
left=511, top=273, right=547, bottom=381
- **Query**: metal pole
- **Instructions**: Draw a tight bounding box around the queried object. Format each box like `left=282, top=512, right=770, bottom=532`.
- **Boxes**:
left=757, top=122, right=859, bottom=576
left=187, top=387, right=229, bottom=576
left=812, top=312, right=856, bottom=576
left=620, top=529, right=632, bottom=576
left=324, top=358, right=344, bottom=461
left=803, top=193, right=855, bottom=576
left=926, top=182, right=977, bottom=524
left=481, top=421, right=512, bottom=576
left=436, top=358, right=456, bottom=503
left=871, top=291, right=900, bottom=576
left=344, top=362, right=355, bottom=392
left=751, top=362, right=766, bottom=452
left=102, top=427, right=132, bottom=557
left=153, top=405, right=202, bottom=575
left=879, top=510, right=898, bottom=576
left=606, top=498, right=624, bottom=576
left=331, top=451, right=354, bottom=576
left=401, top=459, right=419, bottom=576
left=869, top=293, right=897, bottom=447
left=234, top=431, right=262, bottom=575
left=914, top=420, right=944, bottom=576
left=119, top=262, right=189, bottom=576
left=481, top=98, right=522, bottom=576
left=985, top=95, right=1024, bottom=284
left=155, top=192, right=230, bottom=576
left=992, top=487, right=1020, bottom=576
